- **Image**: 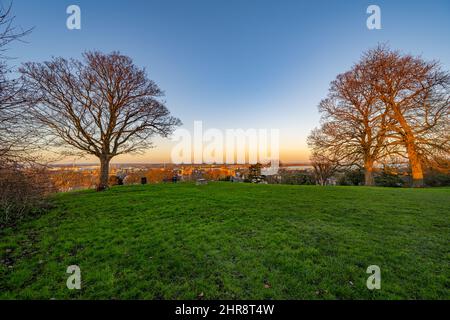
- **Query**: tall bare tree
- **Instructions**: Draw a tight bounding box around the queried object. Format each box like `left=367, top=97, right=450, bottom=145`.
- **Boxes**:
left=309, top=45, right=449, bottom=187
left=0, top=61, right=25, bottom=163
left=364, top=46, right=450, bottom=187
left=0, top=1, right=33, bottom=165
left=20, top=52, right=181, bottom=190
left=309, top=61, right=394, bottom=185
left=0, top=2, right=53, bottom=225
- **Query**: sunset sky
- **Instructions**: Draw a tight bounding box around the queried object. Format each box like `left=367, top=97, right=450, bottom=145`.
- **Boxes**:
left=8, top=0, right=450, bottom=163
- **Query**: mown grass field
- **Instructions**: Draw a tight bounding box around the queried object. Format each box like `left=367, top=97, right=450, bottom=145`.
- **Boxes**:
left=1, top=182, right=449, bottom=299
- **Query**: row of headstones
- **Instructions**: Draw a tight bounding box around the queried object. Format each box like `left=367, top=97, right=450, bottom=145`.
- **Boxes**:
left=113, top=175, right=206, bottom=185
left=140, top=176, right=180, bottom=184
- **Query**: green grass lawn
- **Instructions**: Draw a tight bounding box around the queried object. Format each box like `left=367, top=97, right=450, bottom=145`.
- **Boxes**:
left=1, top=182, right=449, bottom=299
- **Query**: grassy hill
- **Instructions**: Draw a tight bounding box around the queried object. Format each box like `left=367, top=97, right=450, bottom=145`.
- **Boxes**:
left=1, top=182, right=449, bottom=299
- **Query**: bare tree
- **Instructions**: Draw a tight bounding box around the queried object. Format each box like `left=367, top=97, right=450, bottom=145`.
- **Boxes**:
left=0, top=2, right=34, bottom=165
left=309, top=151, right=339, bottom=186
left=309, top=45, right=450, bottom=188
left=20, top=52, right=181, bottom=190
left=310, top=61, right=394, bottom=186
left=364, top=46, right=450, bottom=187
left=0, top=1, right=31, bottom=57
left=0, top=2, right=53, bottom=225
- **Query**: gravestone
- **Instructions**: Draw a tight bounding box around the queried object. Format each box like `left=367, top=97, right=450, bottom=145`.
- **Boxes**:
left=196, top=179, right=208, bottom=186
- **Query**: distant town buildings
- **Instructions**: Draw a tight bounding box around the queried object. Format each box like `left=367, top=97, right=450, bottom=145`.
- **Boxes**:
left=47, top=162, right=316, bottom=191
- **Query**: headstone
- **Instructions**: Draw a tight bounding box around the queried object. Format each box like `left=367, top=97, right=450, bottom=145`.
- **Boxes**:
left=141, top=177, right=147, bottom=185
left=196, top=179, right=208, bottom=186
left=231, top=176, right=243, bottom=183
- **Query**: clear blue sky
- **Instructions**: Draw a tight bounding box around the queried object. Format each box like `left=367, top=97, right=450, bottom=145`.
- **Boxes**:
left=6, top=0, right=450, bottom=163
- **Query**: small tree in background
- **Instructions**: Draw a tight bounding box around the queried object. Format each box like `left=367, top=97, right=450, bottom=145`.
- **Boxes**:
left=310, top=152, right=339, bottom=186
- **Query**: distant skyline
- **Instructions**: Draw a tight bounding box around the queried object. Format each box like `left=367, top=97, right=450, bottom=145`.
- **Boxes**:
left=7, top=0, right=450, bottom=163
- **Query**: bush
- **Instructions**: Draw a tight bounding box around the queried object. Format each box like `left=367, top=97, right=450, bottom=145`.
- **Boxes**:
left=338, top=169, right=365, bottom=186
left=0, top=164, right=53, bottom=226
left=108, top=175, right=120, bottom=186
left=281, top=171, right=314, bottom=185
left=424, top=170, right=450, bottom=187
left=50, top=170, right=98, bottom=191
left=375, top=172, right=405, bottom=187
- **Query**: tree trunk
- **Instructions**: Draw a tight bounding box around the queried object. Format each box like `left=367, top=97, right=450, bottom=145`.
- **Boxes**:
left=98, top=156, right=111, bottom=191
left=364, top=160, right=375, bottom=186
left=406, top=141, right=424, bottom=188
left=400, top=122, right=424, bottom=188
left=391, top=105, right=424, bottom=188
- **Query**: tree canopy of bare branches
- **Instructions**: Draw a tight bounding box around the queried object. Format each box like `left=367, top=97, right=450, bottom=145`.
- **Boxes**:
left=309, top=45, right=450, bottom=187
left=0, top=61, right=27, bottom=163
left=309, top=151, right=339, bottom=186
left=0, top=2, right=31, bottom=58
left=0, top=2, right=54, bottom=225
left=20, top=51, right=181, bottom=190
left=363, top=46, right=450, bottom=187
left=0, top=2, right=34, bottom=165
left=309, top=61, right=395, bottom=185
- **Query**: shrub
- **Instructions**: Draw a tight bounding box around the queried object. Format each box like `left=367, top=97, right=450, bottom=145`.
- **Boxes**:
left=375, top=172, right=405, bottom=187
left=0, top=164, right=53, bottom=226
left=281, top=171, right=314, bottom=185
left=424, top=170, right=450, bottom=187
left=338, top=169, right=365, bottom=186
left=50, top=170, right=98, bottom=191
left=108, top=175, right=120, bottom=186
